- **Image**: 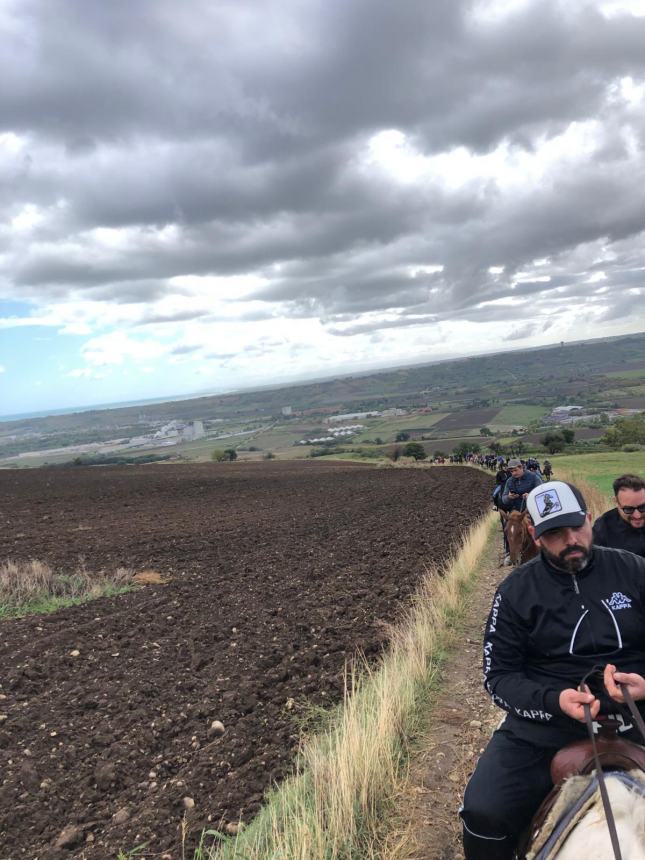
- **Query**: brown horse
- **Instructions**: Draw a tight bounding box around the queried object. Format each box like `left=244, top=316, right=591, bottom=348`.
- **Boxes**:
left=501, top=510, right=538, bottom=565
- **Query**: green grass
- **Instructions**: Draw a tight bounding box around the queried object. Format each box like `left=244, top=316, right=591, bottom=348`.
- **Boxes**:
left=0, top=560, right=135, bottom=619
left=550, top=451, right=645, bottom=496
left=246, top=426, right=308, bottom=451
left=604, top=369, right=645, bottom=380
left=491, top=403, right=549, bottom=426
left=356, top=413, right=448, bottom=441
left=0, top=583, right=133, bottom=619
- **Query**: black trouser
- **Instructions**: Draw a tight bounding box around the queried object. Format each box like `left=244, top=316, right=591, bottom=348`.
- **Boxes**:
left=499, top=514, right=509, bottom=553
left=460, top=719, right=641, bottom=859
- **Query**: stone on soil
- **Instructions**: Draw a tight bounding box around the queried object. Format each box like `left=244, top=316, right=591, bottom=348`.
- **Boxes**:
left=54, top=825, right=83, bottom=849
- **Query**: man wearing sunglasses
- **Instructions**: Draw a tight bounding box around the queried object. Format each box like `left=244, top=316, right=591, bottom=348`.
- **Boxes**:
left=593, top=473, right=645, bottom=558
left=460, top=480, right=645, bottom=860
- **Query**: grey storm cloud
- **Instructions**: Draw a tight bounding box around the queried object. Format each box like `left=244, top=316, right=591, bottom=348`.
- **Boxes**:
left=1, top=0, right=645, bottom=339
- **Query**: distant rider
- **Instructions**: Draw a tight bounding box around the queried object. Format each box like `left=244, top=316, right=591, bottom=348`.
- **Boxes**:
left=501, top=458, right=542, bottom=512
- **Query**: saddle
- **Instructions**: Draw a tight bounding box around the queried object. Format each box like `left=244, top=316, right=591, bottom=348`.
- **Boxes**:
left=550, top=733, right=645, bottom=784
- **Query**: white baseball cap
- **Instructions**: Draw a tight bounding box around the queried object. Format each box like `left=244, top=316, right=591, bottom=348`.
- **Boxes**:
left=526, top=481, right=587, bottom=538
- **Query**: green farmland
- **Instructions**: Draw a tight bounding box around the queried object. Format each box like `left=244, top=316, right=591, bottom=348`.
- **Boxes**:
left=604, top=368, right=645, bottom=380
left=492, top=404, right=549, bottom=426
left=550, top=451, right=645, bottom=496
left=356, top=412, right=448, bottom=441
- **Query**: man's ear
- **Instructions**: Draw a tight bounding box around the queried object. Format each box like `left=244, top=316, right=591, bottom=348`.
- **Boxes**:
left=527, top=522, right=539, bottom=543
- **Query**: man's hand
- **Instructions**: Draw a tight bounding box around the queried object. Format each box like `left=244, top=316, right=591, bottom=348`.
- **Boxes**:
left=604, top=664, right=645, bottom=703
left=559, top=687, right=600, bottom=722
left=508, top=492, right=519, bottom=499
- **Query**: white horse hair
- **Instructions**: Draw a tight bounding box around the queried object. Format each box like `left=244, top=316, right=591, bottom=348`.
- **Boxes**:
left=556, top=774, right=645, bottom=859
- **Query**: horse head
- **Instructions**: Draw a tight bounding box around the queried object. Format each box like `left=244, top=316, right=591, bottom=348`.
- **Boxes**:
left=502, top=510, right=537, bottom=565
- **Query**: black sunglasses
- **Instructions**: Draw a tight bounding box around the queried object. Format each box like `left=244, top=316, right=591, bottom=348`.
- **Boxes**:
left=620, top=503, right=645, bottom=515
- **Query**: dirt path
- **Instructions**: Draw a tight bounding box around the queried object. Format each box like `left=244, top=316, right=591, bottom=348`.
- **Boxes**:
left=398, top=527, right=506, bottom=860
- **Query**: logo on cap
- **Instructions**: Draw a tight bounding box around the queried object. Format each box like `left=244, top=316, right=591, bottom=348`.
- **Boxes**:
left=535, top=490, right=562, bottom=517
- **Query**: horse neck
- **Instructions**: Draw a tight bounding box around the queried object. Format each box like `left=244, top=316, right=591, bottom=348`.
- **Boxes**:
left=554, top=775, right=645, bottom=859
left=521, top=527, right=534, bottom=553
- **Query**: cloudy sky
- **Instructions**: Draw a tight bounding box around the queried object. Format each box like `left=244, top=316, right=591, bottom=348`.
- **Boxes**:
left=2, top=0, right=645, bottom=415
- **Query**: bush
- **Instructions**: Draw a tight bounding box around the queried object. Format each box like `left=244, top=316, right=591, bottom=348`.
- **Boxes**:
left=453, top=441, right=480, bottom=457
left=310, top=447, right=345, bottom=458
left=395, top=431, right=410, bottom=442
left=211, top=448, right=237, bottom=462
left=602, top=414, right=645, bottom=448
left=263, top=451, right=276, bottom=459
left=622, top=443, right=644, bottom=452
left=541, top=432, right=566, bottom=454
left=402, top=442, right=427, bottom=461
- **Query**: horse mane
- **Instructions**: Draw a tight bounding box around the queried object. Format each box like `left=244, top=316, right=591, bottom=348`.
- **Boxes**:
left=528, top=770, right=645, bottom=859
left=503, top=510, right=538, bottom=564
left=556, top=774, right=645, bottom=859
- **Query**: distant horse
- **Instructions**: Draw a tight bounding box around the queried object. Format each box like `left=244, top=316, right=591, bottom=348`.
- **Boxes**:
left=501, top=509, right=538, bottom=565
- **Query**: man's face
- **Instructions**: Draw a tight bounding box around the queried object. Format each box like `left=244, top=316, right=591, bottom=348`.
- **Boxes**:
left=510, top=465, right=524, bottom=478
left=529, top=515, right=593, bottom=572
left=616, top=487, right=645, bottom=529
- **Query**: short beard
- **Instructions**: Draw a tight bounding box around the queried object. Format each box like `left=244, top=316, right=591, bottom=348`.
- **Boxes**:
left=541, top=544, right=591, bottom=573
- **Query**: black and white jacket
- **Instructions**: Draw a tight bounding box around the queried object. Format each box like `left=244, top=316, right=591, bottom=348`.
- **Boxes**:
left=483, top=546, right=645, bottom=735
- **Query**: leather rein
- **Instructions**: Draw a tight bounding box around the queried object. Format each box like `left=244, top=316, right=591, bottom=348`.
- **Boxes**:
left=579, top=666, right=645, bottom=860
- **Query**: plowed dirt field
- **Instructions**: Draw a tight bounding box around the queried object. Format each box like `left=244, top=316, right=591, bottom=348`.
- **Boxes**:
left=0, top=461, right=491, bottom=859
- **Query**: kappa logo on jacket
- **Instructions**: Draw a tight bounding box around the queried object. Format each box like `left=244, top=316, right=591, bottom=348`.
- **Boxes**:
left=605, top=591, right=632, bottom=610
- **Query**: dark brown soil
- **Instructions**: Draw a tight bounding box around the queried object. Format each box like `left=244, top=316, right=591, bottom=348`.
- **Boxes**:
left=432, top=409, right=500, bottom=431
left=0, top=461, right=491, bottom=859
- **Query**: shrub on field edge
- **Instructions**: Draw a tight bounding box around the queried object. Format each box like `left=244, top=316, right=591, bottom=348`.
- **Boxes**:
left=211, top=448, right=238, bottom=462
left=402, top=442, right=427, bottom=460
left=602, top=413, right=645, bottom=448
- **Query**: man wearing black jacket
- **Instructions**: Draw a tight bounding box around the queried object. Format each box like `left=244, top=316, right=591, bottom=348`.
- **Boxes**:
left=593, top=473, right=645, bottom=558
left=460, top=480, right=645, bottom=860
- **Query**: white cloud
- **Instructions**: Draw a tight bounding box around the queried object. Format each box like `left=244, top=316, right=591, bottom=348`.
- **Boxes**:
left=67, top=367, right=104, bottom=379
left=2, top=0, right=645, bottom=412
left=81, top=331, right=168, bottom=367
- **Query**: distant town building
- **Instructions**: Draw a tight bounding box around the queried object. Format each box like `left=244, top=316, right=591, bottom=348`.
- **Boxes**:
left=545, top=405, right=587, bottom=425
left=552, top=405, right=584, bottom=414
left=182, top=420, right=205, bottom=441
left=326, top=411, right=380, bottom=423
left=281, top=405, right=293, bottom=416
